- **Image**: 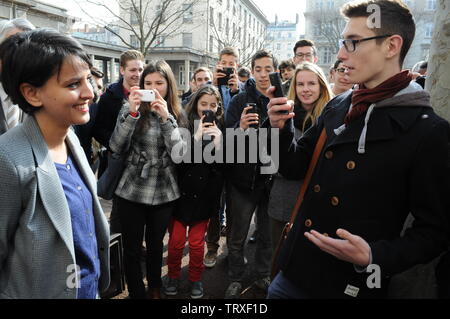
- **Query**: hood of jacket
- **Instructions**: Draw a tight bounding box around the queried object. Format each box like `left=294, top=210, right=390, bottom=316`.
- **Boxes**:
left=334, top=81, right=432, bottom=154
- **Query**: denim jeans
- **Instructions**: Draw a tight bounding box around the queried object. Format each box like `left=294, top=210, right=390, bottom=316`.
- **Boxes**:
left=227, top=183, right=272, bottom=282
left=267, top=272, right=309, bottom=299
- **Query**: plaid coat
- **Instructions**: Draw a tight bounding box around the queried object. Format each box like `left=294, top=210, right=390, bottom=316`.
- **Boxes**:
left=110, top=103, right=183, bottom=205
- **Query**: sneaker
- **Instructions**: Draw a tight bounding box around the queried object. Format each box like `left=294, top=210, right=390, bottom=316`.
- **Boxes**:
left=204, top=251, right=217, bottom=268
left=225, top=281, right=242, bottom=299
left=164, top=277, right=179, bottom=296
left=190, top=281, right=204, bottom=299
left=254, top=276, right=271, bottom=292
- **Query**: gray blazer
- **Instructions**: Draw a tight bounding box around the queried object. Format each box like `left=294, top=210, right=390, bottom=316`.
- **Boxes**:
left=0, top=105, right=27, bottom=135
left=0, top=104, right=8, bottom=135
left=0, top=116, right=110, bottom=299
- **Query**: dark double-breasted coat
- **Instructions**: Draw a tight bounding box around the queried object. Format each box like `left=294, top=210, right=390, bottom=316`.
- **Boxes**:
left=276, top=87, right=450, bottom=298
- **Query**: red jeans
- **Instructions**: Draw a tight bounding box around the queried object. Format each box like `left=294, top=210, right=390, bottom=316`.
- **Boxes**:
left=167, top=218, right=209, bottom=282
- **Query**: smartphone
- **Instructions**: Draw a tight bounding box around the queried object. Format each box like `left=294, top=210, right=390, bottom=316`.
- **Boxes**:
left=269, top=72, right=288, bottom=114
left=269, top=72, right=284, bottom=98
left=218, top=67, right=234, bottom=86
left=246, top=103, right=258, bottom=129
left=202, top=110, right=216, bottom=124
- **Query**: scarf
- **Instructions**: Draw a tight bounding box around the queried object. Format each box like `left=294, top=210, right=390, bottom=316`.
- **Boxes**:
left=344, top=70, right=413, bottom=125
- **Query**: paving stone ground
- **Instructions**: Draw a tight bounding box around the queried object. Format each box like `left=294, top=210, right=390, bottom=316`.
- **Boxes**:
left=99, top=198, right=267, bottom=300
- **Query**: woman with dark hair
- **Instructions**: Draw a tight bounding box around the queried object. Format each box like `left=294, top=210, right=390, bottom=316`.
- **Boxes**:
left=164, top=85, right=225, bottom=299
left=109, top=60, right=185, bottom=299
left=0, top=29, right=110, bottom=299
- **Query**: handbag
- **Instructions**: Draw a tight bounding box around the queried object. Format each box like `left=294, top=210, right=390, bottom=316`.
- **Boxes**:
left=271, top=128, right=327, bottom=280
left=97, top=152, right=126, bottom=200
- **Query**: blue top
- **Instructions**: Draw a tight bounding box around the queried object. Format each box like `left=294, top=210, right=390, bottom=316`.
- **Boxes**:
left=54, top=156, right=100, bottom=299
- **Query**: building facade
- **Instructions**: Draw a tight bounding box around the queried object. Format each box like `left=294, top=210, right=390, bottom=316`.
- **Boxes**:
left=265, top=15, right=299, bottom=62
left=0, top=0, right=76, bottom=33
left=303, top=0, right=436, bottom=73
left=118, top=0, right=269, bottom=91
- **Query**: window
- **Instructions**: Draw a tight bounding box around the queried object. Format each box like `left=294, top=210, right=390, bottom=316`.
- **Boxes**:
left=155, top=35, right=165, bottom=47
left=226, top=18, right=229, bottom=36
left=327, top=0, right=334, bottom=9
left=218, top=13, right=222, bottom=30
left=210, top=7, right=214, bottom=26
left=233, top=23, right=236, bottom=36
left=314, top=25, right=321, bottom=37
left=130, top=35, right=139, bottom=48
left=425, top=22, right=434, bottom=37
left=276, top=43, right=281, bottom=50
left=183, top=3, right=193, bottom=23
left=130, top=8, right=139, bottom=25
left=182, top=33, right=192, bottom=47
left=156, top=5, right=165, bottom=21
left=321, top=47, right=332, bottom=64
left=209, top=35, right=214, bottom=52
left=227, top=0, right=230, bottom=9
left=426, top=0, right=436, bottom=10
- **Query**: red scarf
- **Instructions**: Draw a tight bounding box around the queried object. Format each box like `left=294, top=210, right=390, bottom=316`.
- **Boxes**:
left=344, top=70, right=413, bottom=125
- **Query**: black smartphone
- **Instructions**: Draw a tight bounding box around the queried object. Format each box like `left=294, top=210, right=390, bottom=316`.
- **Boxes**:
left=246, top=103, right=258, bottom=129
left=202, top=110, right=216, bottom=124
left=269, top=72, right=284, bottom=98
left=218, top=67, right=234, bottom=86
left=269, top=72, right=288, bottom=114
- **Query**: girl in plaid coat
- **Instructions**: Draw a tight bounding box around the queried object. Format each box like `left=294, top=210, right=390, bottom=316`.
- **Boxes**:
left=109, top=60, right=186, bottom=299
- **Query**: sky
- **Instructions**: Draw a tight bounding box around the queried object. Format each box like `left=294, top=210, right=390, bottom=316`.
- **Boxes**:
left=41, top=0, right=306, bottom=30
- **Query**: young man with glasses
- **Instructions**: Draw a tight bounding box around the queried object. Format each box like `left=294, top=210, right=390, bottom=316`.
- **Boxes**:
left=330, top=59, right=354, bottom=95
left=267, top=0, right=449, bottom=299
left=293, top=39, right=318, bottom=65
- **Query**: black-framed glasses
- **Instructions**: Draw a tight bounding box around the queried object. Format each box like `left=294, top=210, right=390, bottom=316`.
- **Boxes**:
left=335, top=67, right=346, bottom=74
left=295, top=53, right=314, bottom=59
left=339, top=34, right=392, bottom=52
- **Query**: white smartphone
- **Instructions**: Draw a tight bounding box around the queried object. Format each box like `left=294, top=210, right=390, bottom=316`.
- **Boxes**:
left=137, top=89, right=155, bottom=102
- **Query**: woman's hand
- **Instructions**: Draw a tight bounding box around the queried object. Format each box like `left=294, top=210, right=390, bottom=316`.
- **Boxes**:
left=128, top=86, right=143, bottom=113
left=203, top=122, right=222, bottom=150
left=194, top=115, right=209, bottom=141
left=151, top=89, right=169, bottom=122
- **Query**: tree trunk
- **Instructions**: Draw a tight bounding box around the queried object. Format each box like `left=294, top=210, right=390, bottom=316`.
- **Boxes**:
left=425, top=0, right=450, bottom=122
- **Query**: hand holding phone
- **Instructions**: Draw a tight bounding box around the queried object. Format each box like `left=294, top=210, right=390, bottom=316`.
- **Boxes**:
left=202, top=110, right=216, bottom=124
left=218, top=67, right=234, bottom=86
left=269, top=72, right=288, bottom=114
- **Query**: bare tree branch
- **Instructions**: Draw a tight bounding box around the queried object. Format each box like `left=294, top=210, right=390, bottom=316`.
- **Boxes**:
left=76, top=0, right=204, bottom=56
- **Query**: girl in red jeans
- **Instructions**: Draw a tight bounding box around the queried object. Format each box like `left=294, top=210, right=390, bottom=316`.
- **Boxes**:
left=166, top=85, right=225, bottom=299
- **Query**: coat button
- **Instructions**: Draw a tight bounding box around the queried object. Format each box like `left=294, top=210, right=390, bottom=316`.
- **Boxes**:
left=305, top=219, right=312, bottom=227
left=325, top=151, right=333, bottom=159
left=193, top=194, right=197, bottom=198
left=346, top=161, right=356, bottom=170
left=313, top=184, right=321, bottom=192
left=331, top=196, right=339, bottom=206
